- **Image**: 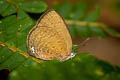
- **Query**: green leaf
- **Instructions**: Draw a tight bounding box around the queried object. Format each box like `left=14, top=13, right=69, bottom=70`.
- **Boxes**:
left=114, top=2, right=120, bottom=12
left=8, top=54, right=120, bottom=80
left=72, top=45, right=79, bottom=53
left=0, top=11, right=35, bottom=52
left=75, top=25, right=91, bottom=37
left=53, top=2, right=72, bottom=19
left=0, top=47, right=13, bottom=64
left=103, top=27, right=120, bottom=38
left=0, top=0, right=9, bottom=14
left=0, top=0, right=16, bottom=16
left=0, top=15, right=17, bottom=42
left=84, top=6, right=101, bottom=22
left=19, top=1, right=47, bottom=13
left=89, top=27, right=107, bottom=38
left=70, top=2, right=87, bottom=20
left=68, top=25, right=77, bottom=38
left=0, top=0, right=47, bottom=16
left=0, top=47, right=26, bottom=70
left=11, top=0, right=24, bottom=3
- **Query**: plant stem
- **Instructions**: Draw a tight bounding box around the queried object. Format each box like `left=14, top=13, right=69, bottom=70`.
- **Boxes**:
left=65, top=20, right=106, bottom=28
left=65, top=20, right=120, bottom=38
left=0, top=41, right=43, bottom=63
left=6, top=0, right=19, bottom=21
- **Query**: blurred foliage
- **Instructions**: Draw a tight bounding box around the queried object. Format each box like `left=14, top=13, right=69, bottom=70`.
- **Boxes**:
left=115, top=1, right=120, bottom=11
left=53, top=2, right=120, bottom=38
left=0, top=0, right=120, bottom=80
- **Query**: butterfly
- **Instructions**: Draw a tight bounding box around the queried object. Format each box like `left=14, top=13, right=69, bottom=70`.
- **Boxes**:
left=27, top=9, right=76, bottom=61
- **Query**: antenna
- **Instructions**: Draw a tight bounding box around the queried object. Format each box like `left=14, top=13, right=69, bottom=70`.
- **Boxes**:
left=80, top=38, right=90, bottom=46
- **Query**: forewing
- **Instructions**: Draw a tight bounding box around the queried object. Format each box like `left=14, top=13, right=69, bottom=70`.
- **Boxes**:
left=27, top=10, right=72, bottom=60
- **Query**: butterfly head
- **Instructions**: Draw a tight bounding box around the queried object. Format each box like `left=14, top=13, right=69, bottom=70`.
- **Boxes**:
left=70, top=44, right=79, bottom=58
left=61, top=45, right=79, bottom=61
left=69, top=52, right=76, bottom=58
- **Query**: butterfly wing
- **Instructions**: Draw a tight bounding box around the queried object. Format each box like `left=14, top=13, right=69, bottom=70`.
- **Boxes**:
left=27, top=10, right=72, bottom=60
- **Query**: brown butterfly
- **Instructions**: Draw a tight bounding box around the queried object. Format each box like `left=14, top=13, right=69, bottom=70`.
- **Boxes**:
left=27, top=9, right=75, bottom=61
